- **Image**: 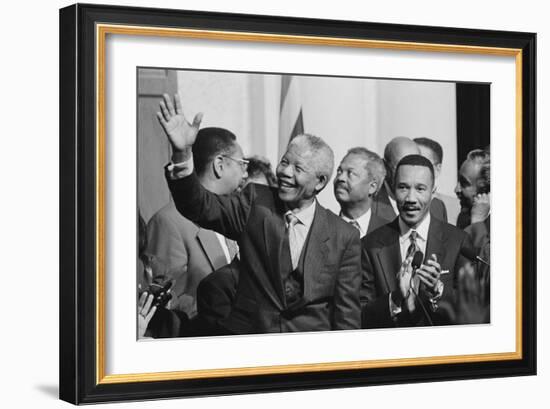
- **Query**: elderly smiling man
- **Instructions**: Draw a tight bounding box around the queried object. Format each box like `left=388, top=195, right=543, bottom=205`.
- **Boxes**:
left=157, top=93, right=361, bottom=334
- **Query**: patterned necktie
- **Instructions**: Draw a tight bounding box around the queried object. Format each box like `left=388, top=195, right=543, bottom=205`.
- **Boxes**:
left=285, top=211, right=300, bottom=270
left=406, top=230, right=419, bottom=260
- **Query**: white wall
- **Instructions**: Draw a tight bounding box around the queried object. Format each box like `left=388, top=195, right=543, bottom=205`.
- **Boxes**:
left=172, top=71, right=457, bottom=213
left=376, top=80, right=458, bottom=196
left=2, top=1, right=546, bottom=409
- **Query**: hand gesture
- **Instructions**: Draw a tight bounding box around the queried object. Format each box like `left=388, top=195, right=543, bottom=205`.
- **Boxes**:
left=471, top=193, right=490, bottom=224
left=438, top=262, right=489, bottom=324
left=396, top=256, right=418, bottom=312
left=137, top=292, right=157, bottom=338
left=397, top=255, right=413, bottom=299
left=157, top=93, right=203, bottom=152
left=416, top=254, right=442, bottom=298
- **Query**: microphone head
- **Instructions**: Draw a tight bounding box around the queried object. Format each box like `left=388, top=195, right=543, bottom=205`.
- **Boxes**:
left=412, top=251, right=424, bottom=270
left=460, top=246, right=477, bottom=262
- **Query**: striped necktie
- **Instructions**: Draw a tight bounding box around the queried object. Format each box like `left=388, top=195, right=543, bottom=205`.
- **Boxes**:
left=285, top=211, right=300, bottom=270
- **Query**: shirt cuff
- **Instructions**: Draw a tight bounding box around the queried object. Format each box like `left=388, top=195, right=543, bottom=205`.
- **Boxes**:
left=389, top=292, right=402, bottom=318
left=429, top=280, right=444, bottom=310
left=165, top=158, right=194, bottom=180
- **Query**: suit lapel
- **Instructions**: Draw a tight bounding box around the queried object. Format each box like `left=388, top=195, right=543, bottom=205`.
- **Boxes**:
left=425, top=217, right=448, bottom=264
left=196, top=228, right=226, bottom=270
left=302, top=205, right=329, bottom=301
left=374, top=219, right=401, bottom=292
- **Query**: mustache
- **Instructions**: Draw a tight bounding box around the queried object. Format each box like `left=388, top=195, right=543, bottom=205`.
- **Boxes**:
left=334, top=181, right=348, bottom=190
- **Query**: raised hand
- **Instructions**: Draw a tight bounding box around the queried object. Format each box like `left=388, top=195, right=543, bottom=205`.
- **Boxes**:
left=157, top=93, right=203, bottom=152
left=471, top=193, right=490, bottom=224
left=438, top=262, right=489, bottom=324
left=137, top=291, right=157, bottom=338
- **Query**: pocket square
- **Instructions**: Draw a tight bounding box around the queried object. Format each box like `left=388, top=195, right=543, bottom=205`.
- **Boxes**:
left=441, top=269, right=450, bottom=275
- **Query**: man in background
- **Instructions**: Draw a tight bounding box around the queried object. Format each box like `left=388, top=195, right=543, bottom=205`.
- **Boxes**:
left=146, top=127, right=248, bottom=319
left=196, top=155, right=277, bottom=334
left=414, top=137, right=461, bottom=225
left=455, top=148, right=490, bottom=229
left=242, top=155, right=277, bottom=188
left=333, top=147, right=388, bottom=238
left=372, top=137, right=448, bottom=224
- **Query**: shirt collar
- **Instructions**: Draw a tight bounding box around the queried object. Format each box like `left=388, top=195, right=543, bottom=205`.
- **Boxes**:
left=340, top=208, right=371, bottom=234
left=399, top=212, right=431, bottom=243
left=287, top=200, right=317, bottom=229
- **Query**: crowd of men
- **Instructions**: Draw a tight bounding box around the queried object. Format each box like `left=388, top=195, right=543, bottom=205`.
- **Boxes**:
left=137, top=93, right=491, bottom=338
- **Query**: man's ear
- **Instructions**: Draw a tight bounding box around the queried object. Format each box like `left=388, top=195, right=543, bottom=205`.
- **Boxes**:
left=314, top=174, right=328, bottom=193
left=368, top=180, right=378, bottom=197
left=212, top=155, right=224, bottom=179
left=434, top=163, right=442, bottom=179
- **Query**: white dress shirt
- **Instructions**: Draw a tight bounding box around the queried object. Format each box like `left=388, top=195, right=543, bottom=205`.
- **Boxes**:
left=340, top=208, right=371, bottom=239
left=398, top=213, right=431, bottom=261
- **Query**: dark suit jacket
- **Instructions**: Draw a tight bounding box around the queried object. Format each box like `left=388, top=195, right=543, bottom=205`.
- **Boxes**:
left=168, top=175, right=362, bottom=334
left=465, top=217, right=490, bottom=257
left=372, top=184, right=448, bottom=224
left=360, top=217, right=472, bottom=328
left=195, top=258, right=241, bottom=335
left=367, top=212, right=389, bottom=235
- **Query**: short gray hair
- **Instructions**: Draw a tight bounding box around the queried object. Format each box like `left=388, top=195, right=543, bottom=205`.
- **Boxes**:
left=345, top=147, right=386, bottom=194
left=288, top=133, right=335, bottom=181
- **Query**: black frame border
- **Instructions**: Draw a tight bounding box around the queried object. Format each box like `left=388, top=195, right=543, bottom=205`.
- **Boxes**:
left=59, top=3, right=536, bottom=404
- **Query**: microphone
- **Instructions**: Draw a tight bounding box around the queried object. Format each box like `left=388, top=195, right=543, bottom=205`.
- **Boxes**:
left=411, top=250, right=424, bottom=273
left=460, top=247, right=490, bottom=267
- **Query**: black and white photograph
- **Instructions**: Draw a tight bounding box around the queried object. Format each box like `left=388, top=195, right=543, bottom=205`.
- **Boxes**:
left=136, top=68, right=491, bottom=339
left=52, top=1, right=537, bottom=405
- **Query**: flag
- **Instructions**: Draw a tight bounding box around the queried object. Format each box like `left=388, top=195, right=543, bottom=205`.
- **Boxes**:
left=278, top=75, right=304, bottom=158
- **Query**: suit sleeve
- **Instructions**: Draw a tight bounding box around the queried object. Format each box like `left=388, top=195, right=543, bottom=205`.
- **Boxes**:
left=432, top=197, right=448, bottom=223
left=360, top=244, right=394, bottom=328
left=452, top=232, right=475, bottom=291
left=167, top=172, right=253, bottom=241
left=331, top=230, right=361, bottom=330
left=146, top=211, right=188, bottom=286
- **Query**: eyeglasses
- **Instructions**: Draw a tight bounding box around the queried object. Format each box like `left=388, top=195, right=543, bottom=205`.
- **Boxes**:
left=222, top=155, right=249, bottom=171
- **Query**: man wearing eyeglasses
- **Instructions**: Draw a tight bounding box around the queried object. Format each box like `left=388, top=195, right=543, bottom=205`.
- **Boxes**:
left=145, top=126, right=248, bottom=323
left=158, top=93, right=361, bottom=334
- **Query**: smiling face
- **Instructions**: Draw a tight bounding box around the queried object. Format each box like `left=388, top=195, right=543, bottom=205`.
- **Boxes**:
left=276, top=142, right=326, bottom=211
left=395, top=164, right=435, bottom=228
left=333, top=153, right=376, bottom=207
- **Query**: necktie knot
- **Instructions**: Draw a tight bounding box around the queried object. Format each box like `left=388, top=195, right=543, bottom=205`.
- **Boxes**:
left=348, top=219, right=361, bottom=232
left=285, top=211, right=299, bottom=227
left=409, top=230, right=418, bottom=243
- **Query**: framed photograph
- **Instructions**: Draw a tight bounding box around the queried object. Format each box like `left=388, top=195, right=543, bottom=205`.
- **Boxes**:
left=59, top=3, right=536, bottom=404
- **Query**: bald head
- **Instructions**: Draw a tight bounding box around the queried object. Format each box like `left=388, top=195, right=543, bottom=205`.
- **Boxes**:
left=383, top=137, right=421, bottom=191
